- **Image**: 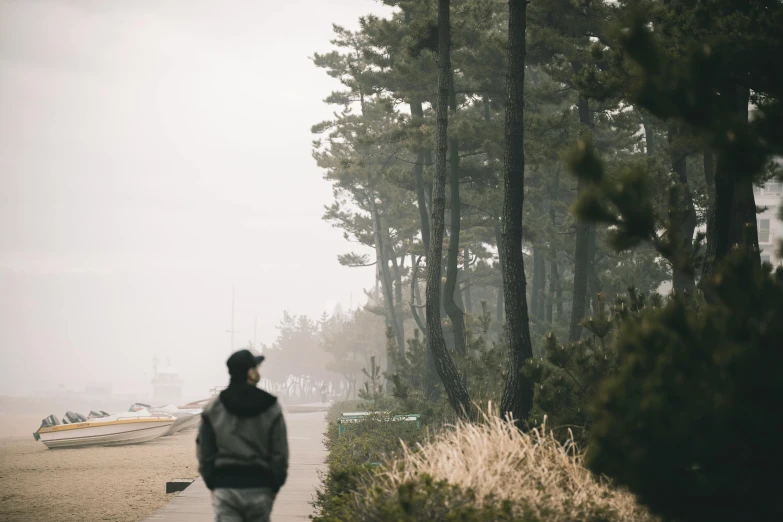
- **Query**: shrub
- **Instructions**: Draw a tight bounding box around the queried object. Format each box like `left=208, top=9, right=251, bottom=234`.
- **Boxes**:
left=328, top=413, right=427, bottom=468
left=351, top=475, right=524, bottom=521
left=364, top=410, right=656, bottom=522
left=587, top=249, right=783, bottom=522
left=311, top=462, right=373, bottom=522
left=324, top=399, right=363, bottom=424
left=312, top=405, right=429, bottom=521
left=525, top=290, right=663, bottom=445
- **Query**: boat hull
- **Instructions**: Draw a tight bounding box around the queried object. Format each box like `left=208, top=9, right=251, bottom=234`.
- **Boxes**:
left=39, top=418, right=174, bottom=449
left=165, top=414, right=201, bottom=435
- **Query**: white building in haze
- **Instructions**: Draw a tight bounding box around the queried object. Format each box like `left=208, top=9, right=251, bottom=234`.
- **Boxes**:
left=755, top=180, right=783, bottom=267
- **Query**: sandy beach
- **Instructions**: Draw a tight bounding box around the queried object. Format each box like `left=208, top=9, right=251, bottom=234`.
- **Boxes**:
left=0, top=428, right=198, bottom=522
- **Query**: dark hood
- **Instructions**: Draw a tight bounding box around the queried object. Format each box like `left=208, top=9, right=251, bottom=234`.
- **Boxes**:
left=219, top=382, right=277, bottom=418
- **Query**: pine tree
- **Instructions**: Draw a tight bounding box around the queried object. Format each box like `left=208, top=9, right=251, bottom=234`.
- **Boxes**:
left=498, top=0, right=535, bottom=426
left=565, top=7, right=783, bottom=519
left=425, top=0, right=473, bottom=418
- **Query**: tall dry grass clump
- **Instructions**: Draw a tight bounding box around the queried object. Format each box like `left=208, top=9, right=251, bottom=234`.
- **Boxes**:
left=371, top=406, right=656, bottom=521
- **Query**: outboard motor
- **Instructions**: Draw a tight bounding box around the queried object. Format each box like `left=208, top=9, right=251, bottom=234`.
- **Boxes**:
left=33, top=414, right=60, bottom=441
left=63, top=411, right=87, bottom=424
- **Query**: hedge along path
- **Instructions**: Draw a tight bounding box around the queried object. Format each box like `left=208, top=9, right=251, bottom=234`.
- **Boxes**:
left=374, top=408, right=657, bottom=522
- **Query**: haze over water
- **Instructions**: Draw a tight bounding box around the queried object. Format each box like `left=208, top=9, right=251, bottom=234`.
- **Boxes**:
left=0, top=0, right=390, bottom=398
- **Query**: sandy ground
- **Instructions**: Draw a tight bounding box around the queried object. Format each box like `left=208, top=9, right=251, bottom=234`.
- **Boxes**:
left=0, top=428, right=199, bottom=522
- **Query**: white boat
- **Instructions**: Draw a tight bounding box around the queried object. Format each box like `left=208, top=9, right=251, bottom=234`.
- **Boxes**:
left=130, top=403, right=202, bottom=436
left=34, top=410, right=175, bottom=449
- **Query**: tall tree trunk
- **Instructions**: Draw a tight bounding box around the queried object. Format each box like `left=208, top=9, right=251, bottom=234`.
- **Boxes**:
left=554, top=260, right=563, bottom=318
left=463, top=247, right=473, bottom=314
left=587, top=228, right=602, bottom=312
left=368, top=179, right=405, bottom=361
left=388, top=240, right=406, bottom=354
left=728, top=91, right=759, bottom=252
left=531, top=247, right=540, bottom=319
left=669, top=122, right=697, bottom=295
left=357, top=94, right=404, bottom=360
left=494, top=219, right=505, bottom=323
left=706, top=86, right=760, bottom=283
left=409, top=101, right=437, bottom=395
left=569, top=95, right=592, bottom=342
left=704, top=151, right=716, bottom=209
left=411, top=100, right=431, bottom=254
left=532, top=247, right=545, bottom=320
left=537, top=255, right=547, bottom=320
left=424, top=149, right=434, bottom=216
left=426, top=0, right=471, bottom=418
left=570, top=211, right=589, bottom=335
left=443, top=54, right=467, bottom=357
left=727, top=87, right=759, bottom=258
left=641, top=114, right=655, bottom=156
left=700, top=151, right=716, bottom=285
left=547, top=257, right=556, bottom=323
left=548, top=173, right=562, bottom=323
left=500, top=0, right=534, bottom=427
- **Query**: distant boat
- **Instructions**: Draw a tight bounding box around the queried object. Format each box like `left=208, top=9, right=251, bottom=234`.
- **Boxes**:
left=151, top=365, right=183, bottom=404
left=164, top=410, right=201, bottom=435
left=33, top=410, right=175, bottom=449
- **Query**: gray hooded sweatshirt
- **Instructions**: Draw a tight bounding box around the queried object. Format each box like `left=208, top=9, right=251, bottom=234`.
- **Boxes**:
left=196, top=384, right=289, bottom=492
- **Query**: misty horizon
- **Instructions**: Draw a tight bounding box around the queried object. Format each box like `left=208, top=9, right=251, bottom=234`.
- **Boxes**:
left=0, top=0, right=392, bottom=398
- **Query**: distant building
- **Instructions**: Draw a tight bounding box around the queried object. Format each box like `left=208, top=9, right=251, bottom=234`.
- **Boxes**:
left=755, top=180, right=783, bottom=266
left=151, top=366, right=183, bottom=404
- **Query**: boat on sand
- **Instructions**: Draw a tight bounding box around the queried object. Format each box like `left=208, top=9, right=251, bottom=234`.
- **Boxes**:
left=129, top=403, right=202, bottom=436
left=33, top=410, right=175, bottom=449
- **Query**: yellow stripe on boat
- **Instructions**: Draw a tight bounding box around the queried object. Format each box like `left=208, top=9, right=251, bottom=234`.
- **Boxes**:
left=39, top=417, right=175, bottom=433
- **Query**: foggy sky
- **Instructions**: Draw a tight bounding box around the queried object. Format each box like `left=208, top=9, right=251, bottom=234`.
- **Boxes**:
left=0, top=0, right=389, bottom=398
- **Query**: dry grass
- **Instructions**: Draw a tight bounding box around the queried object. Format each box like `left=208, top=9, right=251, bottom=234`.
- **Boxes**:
left=373, top=406, right=657, bottom=521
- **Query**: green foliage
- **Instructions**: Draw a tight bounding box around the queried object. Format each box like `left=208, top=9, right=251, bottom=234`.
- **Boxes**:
left=525, top=290, right=662, bottom=445
left=460, top=305, right=507, bottom=406
left=314, top=471, right=529, bottom=522
left=310, top=462, right=372, bottom=522
left=315, top=401, right=654, bottom=522
left=328, top=415, right=426, bottom=470
left=358, top=355, right=385, bottom=402
left=559, top=4, right=783, bottom=522
left=311, top=402, right=430, bottom=522
left=314, top=315, right=514, bottom=521
left=616, top=6, right=783, bottom=170
left=388, top=328, right=428, bottom=401
left=346, top=475, right=525, bottom=522
left=587, top=248, right=783, bottom=522
left=311, top=1, right=783, bottom=518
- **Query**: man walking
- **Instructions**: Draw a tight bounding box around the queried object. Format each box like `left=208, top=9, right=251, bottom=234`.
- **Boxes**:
left=197, top=349, right=289, bottom=521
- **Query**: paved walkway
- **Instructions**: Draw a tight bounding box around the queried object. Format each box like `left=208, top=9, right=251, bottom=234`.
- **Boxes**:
left=143, top=410, right=327, bottom=521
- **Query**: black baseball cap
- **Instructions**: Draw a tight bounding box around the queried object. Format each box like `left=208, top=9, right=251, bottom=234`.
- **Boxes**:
left=226, top=349, right=265, bottom=377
